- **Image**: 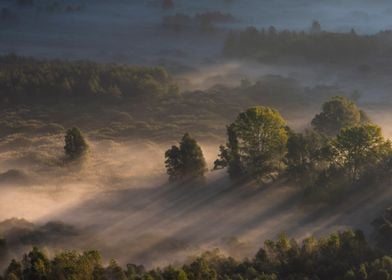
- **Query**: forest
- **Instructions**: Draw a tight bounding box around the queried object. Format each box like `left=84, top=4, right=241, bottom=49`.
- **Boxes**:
left=223, top=23, right=392, bottom=63
left=1, top=225, right=392, bottom=280
left=0, top=55, right=178, bottom=105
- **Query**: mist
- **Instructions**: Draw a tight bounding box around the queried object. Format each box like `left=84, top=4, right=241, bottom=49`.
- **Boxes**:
left=0, top=0, right=391, bottom=276
left=0, top=130, right=391, bottom=268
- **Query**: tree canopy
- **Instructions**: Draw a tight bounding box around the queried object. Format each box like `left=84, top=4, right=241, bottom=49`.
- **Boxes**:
left=0, top=55, right=178, bottom=105
left=165, top=133, right=207, bottom=182
left=3, top=230, right=391, bottom=280
left=285, top=129, right=327, bottom=181
left=329, top=124, right=391, bottom=181
left=311, top=96, right=369, bottom=136
left=215, top=106, right=288, bottom=181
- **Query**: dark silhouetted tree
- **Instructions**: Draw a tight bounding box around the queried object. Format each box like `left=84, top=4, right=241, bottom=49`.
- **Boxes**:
left=165, top=133, right=207, bottom=182
left=64, top=127, right=88, bottom=159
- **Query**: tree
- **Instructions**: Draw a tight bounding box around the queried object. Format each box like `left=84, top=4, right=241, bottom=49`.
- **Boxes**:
left=22, top=247, right=50, bottom=280
left=285, top=129, right=327, bottom=181
left=329, top=124, right=389, bottom=181
left=106, top=260, right=127, bottom=280
left=185, top=258, right=217, bottom=280
left=311, top=96, right=369, bottom=136
left=165, top=133, right=207, bottom=182
left=4, top=260, right=22, bottom=280
left=64, top=127, right=88, bottom=159
left=51, top=250, right=103, bottom=279
left=214, top=124, right=243, bottom=178
left=215, top=107, right=288, bottom=181
left=162, top=266, right=188, bottom=280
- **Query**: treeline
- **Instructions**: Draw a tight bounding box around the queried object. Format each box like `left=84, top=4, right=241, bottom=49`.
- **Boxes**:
left=2, top=224, right=391, bottom=280
left=0, top=55, right=178, bottom=105
left=165, top=96, right=392, bottom=202
left=223, top=23, right=392, bottom=63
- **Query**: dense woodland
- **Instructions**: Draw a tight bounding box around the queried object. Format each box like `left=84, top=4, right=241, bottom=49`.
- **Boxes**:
left=1, top=217, right=391, bottom=280
left=0, top=55, right=178, bottom=105
left=223, top=23, right=392, bottom=63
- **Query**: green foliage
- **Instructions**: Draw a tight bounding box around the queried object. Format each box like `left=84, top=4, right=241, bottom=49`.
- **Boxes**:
left=285, top=129, right=327, bottom=182
left=311, top=96, right=369, bottom=136
left=21, top=246, right=51, bottom=280
left=162, top=266, right=188, bottom=280
left=329, top=124, right=390, bottom=181
left=304, top=124, right=392, bottom=202
left=51, top=250, right=103, bottom=280
left=4, top=230, right=391, bottom=280
left=0, top=55, right=178, bottom=105
left=372, top=207, right=392, bottom=254
left=215, top=106, right=288, bottom=181
left=64, top=127, right=88, bottom=159
left=165, top=133, right=207, bottom=182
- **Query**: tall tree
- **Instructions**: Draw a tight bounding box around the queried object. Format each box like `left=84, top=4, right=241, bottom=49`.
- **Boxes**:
left=215, top=106, right=288, bottom=180
left=165, top=133, right=207, bottom=182
left=64, top=127, right=88, bottom=159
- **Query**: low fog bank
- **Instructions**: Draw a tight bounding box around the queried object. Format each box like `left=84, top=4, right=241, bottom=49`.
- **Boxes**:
left=0, top=134, right=222, bottom=222
left=0, top=131, right=391, bottom=269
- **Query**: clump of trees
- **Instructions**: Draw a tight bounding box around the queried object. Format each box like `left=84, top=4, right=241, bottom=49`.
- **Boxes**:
left=165, top=133, right=207, bottom=182
left=210, top=96, right=392, bottom=202
left=2, top=229, right=391, bottom=279
left=64, top=127, right=88, bottom=159
left=0, top=55, right=178, bottom=105
left=214, top=106, right=288, bottom=181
